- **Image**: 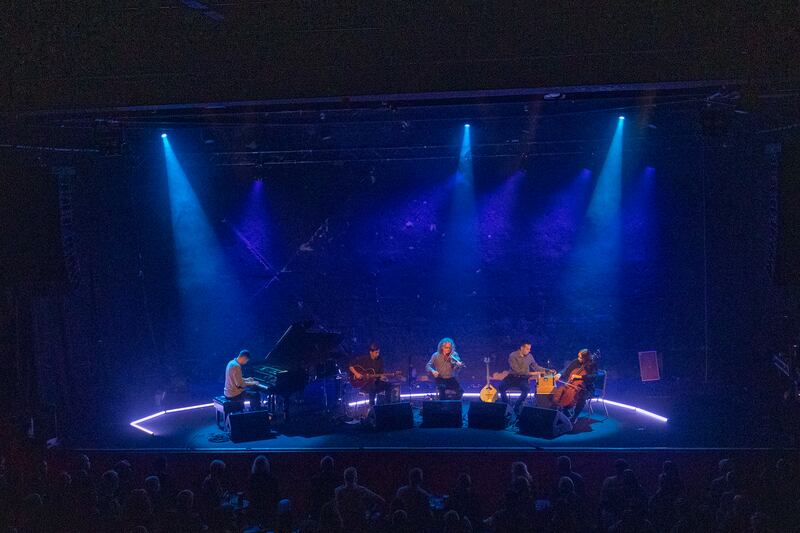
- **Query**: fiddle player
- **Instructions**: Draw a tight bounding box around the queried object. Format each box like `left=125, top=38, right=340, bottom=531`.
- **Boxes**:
left=557, top=349, right=598, bottom=423
left=425, top=337, right=465, bottom=400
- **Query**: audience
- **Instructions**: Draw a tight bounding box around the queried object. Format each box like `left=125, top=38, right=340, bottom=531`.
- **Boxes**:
left=395, top=467, right=434, bottom=532
left=334, top=466, right=385, bottom=532
left=247, top=454, right=281, bottom=528
left=308, top=455, right=338, bottom=520
left=1, top=449, right=797, bottom=532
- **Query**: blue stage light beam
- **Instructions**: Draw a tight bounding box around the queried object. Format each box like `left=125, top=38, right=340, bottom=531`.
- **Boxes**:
left=586, top=117, right=625, bottom=232
left=162, top=135, right=245, bottom=357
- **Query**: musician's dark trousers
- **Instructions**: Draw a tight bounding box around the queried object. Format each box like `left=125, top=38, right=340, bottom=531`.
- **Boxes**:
left=499, top=375, right=530, bottom=412
left=226, top=390, right=263, bottom=410
left=364, top=380, right=392, bottom=406
left=434, top=377, right=464, bottom=400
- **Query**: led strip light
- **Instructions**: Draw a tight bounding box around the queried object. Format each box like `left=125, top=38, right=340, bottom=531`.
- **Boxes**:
left=130, top=395, right=667, bottom=435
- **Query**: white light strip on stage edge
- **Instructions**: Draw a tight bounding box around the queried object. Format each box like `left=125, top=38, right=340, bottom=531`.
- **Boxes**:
left=129, top=397, right=667, bottom=435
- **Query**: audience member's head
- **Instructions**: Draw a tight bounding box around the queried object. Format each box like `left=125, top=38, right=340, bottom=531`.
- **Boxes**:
left=511, top=461, right=531, bottom=481
left=176, top=489, right=194, bottom=512
left=209, top=459, right=226, bottom=479
left=114, top=459, right=133, bottom=479
left=557, top=455, right=572, bottom=474
left=251, top=455, right=270, bottom=475
left=409, top=467, right=423, bottom=487
left=391, top=509, right=408, bottom=526
left=320, top=455, right=334, bottom=473
left=443, top=510, right=464, bottom=532
left=144, top=475, right=160, bottom=495
left=456, top=472, right=471, bottom=491
left=614, top=459, right=630, bottom=476
left=100, top=470, right=120, bottom=497
left=76, top=454, right=91, bottom=473
left=344, top=466, right=358, bottom=486
left=622, top=469, right=638, bottom=488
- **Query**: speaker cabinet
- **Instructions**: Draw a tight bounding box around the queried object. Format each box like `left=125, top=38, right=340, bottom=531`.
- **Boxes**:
left=371, top=402, right=414, bottom=431
left=517, top=407, right=572, bottom=438
left=467, top=401, right=507, bottom=429
left=638, top=351, right=661, bottom=381
left=421, top=400, right=463, bottom=428
left=228, top=410, right=273, bottom=443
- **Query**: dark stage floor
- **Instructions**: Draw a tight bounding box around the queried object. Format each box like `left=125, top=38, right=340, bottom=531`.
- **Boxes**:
left=65, top=378, right=799, bottom=452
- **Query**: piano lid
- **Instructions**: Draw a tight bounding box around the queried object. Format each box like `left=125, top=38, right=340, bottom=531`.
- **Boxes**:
left=264, top=321, right=344, bottom=369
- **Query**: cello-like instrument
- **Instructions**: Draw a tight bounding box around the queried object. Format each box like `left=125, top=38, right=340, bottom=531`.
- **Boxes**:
left=552, top=350, right=599, bottom=409
left=551, top=365, right=589, bottom=408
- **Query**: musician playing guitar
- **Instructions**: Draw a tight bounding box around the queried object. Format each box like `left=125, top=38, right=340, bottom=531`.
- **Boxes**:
left=499, top=341, right=557, bottom=414
left=348, top=343, right=395, bottom=406
left=553, top=348, right=598, bottom=423
left=425, top=337, right=465, bottom=400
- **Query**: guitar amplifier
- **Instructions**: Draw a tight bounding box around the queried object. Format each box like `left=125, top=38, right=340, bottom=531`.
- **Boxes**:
left=229, top=410, right=273, bottom=443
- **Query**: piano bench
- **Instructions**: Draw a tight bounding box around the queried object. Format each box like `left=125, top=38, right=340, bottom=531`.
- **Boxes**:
left=213, top=396, right=244, bottom=430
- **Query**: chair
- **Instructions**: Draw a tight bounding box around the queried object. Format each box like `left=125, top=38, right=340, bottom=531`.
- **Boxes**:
left=586, top=370, right=609, bottom=418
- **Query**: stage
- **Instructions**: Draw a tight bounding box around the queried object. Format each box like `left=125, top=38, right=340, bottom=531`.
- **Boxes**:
left=61, top=378, right=797, bottom=453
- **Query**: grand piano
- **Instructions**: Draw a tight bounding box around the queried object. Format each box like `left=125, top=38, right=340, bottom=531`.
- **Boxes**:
left=250, top=321, right=344, bottom=417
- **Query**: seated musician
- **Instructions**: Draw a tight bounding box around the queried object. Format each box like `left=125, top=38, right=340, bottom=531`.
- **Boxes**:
left=558, top=348, right=598, bottom=422
left=224, top=349, right=263, bottom=409
left=499, top=341, right=556, bottom=414
left=425, top=337, right=465, bottom=400
left=348, top=343, right=392, bottom=406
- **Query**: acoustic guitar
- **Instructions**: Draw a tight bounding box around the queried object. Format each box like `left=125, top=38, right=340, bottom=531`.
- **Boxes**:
left=479, top=357, right=498, bottom=402
left=349, top=365, right=402, bottom=389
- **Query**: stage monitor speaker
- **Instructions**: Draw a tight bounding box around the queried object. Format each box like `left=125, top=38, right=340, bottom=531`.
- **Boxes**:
left=421, top=400, right=463, bottom=428
left=517, top=407, right=572, bottom=438
left=638, top=351, right=661, bottom=381
left=371, top=402, right=414, bottom=431
left=228, top=410, right=273, bottom=443
left=534, top=393, right=554, bottom=408
left=467, top=401, right=507, bottom=430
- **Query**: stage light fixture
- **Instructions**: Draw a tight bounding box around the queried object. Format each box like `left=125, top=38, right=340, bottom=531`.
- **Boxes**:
left=464, top=123, right=470, bottom=128
left=618, top=116, right=625, bottom=120
left=161, top=133, right=167, bottom=138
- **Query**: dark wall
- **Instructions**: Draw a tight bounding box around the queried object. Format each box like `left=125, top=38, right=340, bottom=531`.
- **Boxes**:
left=4, top=2, right=798, bottom=111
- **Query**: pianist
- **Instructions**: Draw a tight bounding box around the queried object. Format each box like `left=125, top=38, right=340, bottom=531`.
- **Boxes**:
left=224, top=349, right=263, bottom=409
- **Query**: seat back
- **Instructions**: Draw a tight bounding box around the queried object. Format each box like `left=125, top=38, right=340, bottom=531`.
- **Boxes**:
left=592, top=370, right=607, bottom=399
